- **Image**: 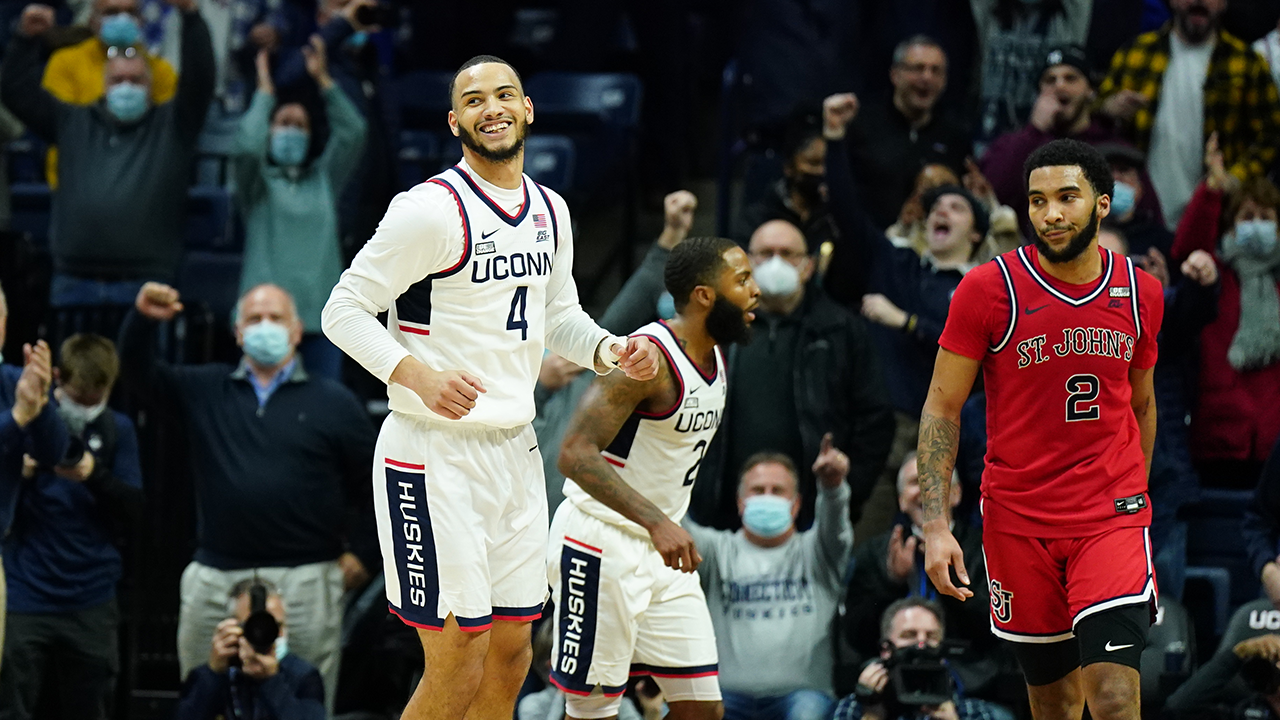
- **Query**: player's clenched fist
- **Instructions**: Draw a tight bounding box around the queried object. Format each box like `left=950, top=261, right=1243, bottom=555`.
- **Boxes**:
left=419, top=369, right=487, bottom=420
left=135, top=282, right=185, bottom=321
left=649, top=518, right=701, bottom=573
left=612, top=335, right=660, bottom=381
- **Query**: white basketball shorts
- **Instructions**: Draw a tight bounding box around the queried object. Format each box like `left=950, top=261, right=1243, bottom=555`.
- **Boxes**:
left=374, top=412, right=548, bottom=631
left=546, top=501, right=720, bottom=700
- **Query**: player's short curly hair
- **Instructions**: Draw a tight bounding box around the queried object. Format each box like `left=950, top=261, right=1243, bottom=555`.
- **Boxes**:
left=448, top=55, right=523, bottom=106
left=1024, top=138, right=1114, bottom=200
left=664, top=237, right=740, bottom=313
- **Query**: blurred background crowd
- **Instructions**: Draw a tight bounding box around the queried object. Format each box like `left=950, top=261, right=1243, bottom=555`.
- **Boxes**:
left=6, top=0, right=1280, bottom=718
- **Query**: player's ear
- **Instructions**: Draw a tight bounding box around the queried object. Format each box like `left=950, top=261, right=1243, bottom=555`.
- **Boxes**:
left=447, top=109, right=460, bottom=138
left=691, top=285, right=715, bottom=310
left=525, top=96, right=534, bottom=125
left=1097, top=191, right=1111, bottom=220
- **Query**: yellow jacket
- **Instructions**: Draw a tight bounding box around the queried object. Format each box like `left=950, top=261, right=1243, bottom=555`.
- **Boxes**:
left=41, top=38, right=178, bottom=185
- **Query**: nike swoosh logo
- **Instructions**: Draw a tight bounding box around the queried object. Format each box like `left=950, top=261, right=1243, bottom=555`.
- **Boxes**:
left=1024, top=304, right=1049, bottom=315
left=482, top=229, right=499, bottom=239
left=1105, top=641, right=1134, bottom=652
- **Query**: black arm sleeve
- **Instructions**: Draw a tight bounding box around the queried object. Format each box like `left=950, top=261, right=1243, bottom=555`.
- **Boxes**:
left=174, top=8, right=216, bottom=146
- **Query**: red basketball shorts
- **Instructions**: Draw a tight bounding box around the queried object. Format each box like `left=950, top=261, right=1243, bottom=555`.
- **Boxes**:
left=981, top=525, right=1156, bottom=643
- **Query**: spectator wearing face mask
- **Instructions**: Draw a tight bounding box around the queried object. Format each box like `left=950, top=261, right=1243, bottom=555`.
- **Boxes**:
left=736, top=119, right=838, bottom=258
left=118, top=282, right=378, bottom=714
left=1, top=0, right=214, bottom=309
left=234, top=41, right=365, bottom=381
left=684, top=445, right=852, bottom=720
left=690, top=218, right=894, bottom=532
left=0, top=333, right=142, bottom=720
left=176, top=579, right=325, bottom=720
left=1171, top=134, right=1280, bottom=489
left=1097, top=143, right=1172, bottom=260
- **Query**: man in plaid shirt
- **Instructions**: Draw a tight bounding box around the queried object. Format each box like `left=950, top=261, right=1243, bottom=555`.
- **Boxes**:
left=1097, top=0, right=1280, bottom=230
left=831, top=599, right=1013, bottom=720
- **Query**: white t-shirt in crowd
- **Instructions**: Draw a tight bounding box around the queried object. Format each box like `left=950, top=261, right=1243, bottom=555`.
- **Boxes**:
left=1147, top=32, right=1215, bottom=231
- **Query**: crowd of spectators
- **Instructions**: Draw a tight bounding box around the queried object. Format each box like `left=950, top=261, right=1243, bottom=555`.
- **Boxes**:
left=5, top=0, right=1280, bottom=719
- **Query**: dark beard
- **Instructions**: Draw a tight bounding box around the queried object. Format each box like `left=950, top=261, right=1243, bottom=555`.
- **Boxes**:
left=1176, top=10, right=1216, bottom=44
left=458, top=119, right=528, bottom=164
left=1034, top=206, right=1098, bottom=264
left=705, top=295, right=752, bottom=346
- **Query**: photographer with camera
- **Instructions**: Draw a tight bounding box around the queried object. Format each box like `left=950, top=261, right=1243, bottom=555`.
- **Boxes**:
left=176, top=578, right=323, bottom=720
left=834, top=598, right=1013, bottom=720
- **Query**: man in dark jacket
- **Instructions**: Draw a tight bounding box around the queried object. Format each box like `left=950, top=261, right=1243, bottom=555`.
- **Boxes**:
left=0, top=333, right=143, bottom=720
left=176, top=579, right=324, bottom=720
left=1, top=0, right=214, bottom=307
left=0, top=284, right=73, bottom=677
left=691, top=218, right=895, bottom=531
left=119, top=282, right=376, bottom=714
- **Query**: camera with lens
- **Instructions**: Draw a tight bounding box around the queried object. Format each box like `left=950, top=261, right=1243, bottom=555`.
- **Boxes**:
left=234, top=582, right=280, bottom=663
left=856, top=641, right=967, bottom=715
left=354, top=2, right=398, bottom=29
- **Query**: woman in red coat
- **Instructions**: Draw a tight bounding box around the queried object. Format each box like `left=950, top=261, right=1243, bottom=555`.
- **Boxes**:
left=1172, top=134, right=1280, bottom=487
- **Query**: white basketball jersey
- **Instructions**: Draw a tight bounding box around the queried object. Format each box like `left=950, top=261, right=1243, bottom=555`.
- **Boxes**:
left=564, top=321, right=727, bottom=535
left=385, top=165, right=561, bottom=427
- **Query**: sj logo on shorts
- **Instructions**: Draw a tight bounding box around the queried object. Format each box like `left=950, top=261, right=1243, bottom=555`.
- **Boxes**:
left=990, top=579, right=1014, bottom=624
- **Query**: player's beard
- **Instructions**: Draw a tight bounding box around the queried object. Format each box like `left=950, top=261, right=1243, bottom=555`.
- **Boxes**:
left=705, top=295, right=753, bottom=346
left=1035, top=206, right=1098, bottom=265
left=458, top=116, right=528, bottom=164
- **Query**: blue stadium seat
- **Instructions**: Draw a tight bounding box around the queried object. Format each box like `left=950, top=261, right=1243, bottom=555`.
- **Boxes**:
left=7, top=134, right=46, bottom=184
left=10, top=182, right=51, bottom=247
left=523, top=135, right=575, bottom=192
left=177, top=250, right=242, bottom=322
left=186, top=186, right=236, bottom=251
left=397, top=129, right=440, bottom=189
left=524, top=72, right=643, bottom=129
left=1184, top=488, right=1260, bottom=640
left=394, top=71, right=454, bottom=130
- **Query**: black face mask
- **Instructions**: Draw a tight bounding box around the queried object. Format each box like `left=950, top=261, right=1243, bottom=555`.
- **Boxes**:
left=790, top=172, right=825, bottom=203
left=706, top=294, right=753, bottom=346
left=1034, top=206, right=1098, bottom=264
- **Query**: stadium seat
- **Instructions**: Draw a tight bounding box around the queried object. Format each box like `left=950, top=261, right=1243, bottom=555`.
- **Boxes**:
left=394, top=71, right=454, bottom=131
left=524, top=72, right=642, bottom=129
left=186, top=186, right=236, bottom=251
left=1184, top=488, right=1260, bottom=641
left=396, top=129, right=440, bottom=189
left=1140, top=596, right=1196, bottom=710
left=177, top=250, right=242, bottom=323
left=10, top=182, right=51, bottom=247
left=7, top=133, right=46, bottom=184
left=523, top=134, right=575, bottom=192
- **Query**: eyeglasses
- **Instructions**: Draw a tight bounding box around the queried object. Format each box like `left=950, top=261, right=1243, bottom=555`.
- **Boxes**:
left=751, top=249, right=809, bottom=263
left=106, top=45, right=138, bottom=59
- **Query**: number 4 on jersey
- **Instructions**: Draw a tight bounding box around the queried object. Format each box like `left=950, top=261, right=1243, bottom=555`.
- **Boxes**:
left=507, top=286, right=529, bottom=340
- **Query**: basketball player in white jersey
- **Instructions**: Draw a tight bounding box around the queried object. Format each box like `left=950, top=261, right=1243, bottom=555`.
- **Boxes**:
left=321, top=56, right=660, bottom=720
left=548, top=236, right=760, bottom=720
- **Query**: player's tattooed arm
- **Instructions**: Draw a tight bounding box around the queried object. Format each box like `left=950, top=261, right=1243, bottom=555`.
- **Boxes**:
left=917, top=411, right=960, bottom=525
left=559, top=362, right=703, bottom=572
left=916, top=348, right=980, bottom=601
left=1129, top=365, right=1157, bottom=478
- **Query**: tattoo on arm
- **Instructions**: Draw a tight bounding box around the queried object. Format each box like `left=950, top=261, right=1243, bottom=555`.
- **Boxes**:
left=559, top=367, right=672, bottom=531
left=918, top=410, right=960, bottom=524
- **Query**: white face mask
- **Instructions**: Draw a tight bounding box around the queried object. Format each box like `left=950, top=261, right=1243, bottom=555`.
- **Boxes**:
left=274, top=631, right=289, bottom=661
left=752, top=255, right=802, bottom=297
left=55, top=388, right=108, bottom=435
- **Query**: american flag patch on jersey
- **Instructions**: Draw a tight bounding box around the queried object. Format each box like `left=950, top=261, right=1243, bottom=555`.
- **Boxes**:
left=533, top=213, right=548, bottom=228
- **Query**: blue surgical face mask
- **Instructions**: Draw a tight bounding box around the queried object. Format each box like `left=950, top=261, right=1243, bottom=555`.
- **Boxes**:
left=99, top=13, right=140, bottom=48
left=1110, top=181, right=1137, bottom=219
left=242, top=320, right=292, bottom=367
left=105, top=82, right=149, bottom=123
left=346, top=31, right=369, bottom=49
left=752, top=255, right=801, bottom=297
left=656, top=292, right=675, bottom=320
left=270, top=126, right=310, bottom=167
left=741, top=494, right=794, bottom=538
left=1236, top=219, right=1279, bottom=257
left=274, top=632, right=289, bottom=661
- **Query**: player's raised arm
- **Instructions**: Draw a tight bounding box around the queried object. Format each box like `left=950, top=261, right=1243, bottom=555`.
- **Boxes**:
left=558, top=364, right=701, bottom=573
left=918, top=347, right=981, bottom=601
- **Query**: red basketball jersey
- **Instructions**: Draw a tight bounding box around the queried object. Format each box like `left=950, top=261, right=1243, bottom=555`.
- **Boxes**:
left=939, top=245, right=1164, bottom=537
